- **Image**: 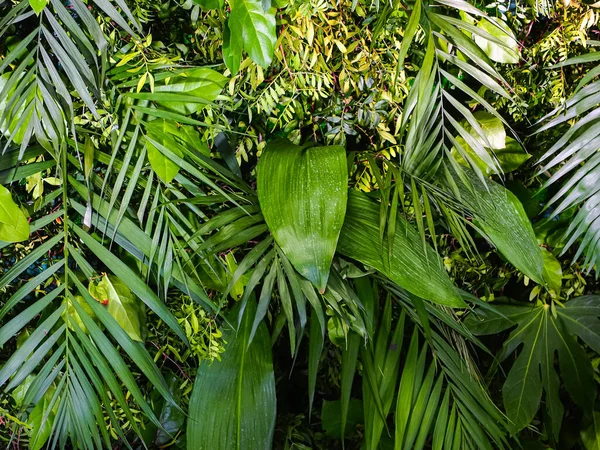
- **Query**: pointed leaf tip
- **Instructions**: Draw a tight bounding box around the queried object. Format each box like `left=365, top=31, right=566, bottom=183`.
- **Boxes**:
left=257, top=139, right=348, bottom=291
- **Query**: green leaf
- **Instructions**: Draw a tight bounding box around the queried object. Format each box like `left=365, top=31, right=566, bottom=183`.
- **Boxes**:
left=155, top=375, right=186, bottom=446
left=0, top=184, right=29, bottom=243
left=542, top=248, right=562, bottom=293
left=62, top=295, right=96, bottom=334
left=225, top=0, right=276, bottom=74
left=451, top=112, right=530, bottom=175
left=473, top=17, right=520, bottom=64
left=257, top=139, right=348, bottom=293
left=451, top=169, right=545, bottom=285
left=153, top=68, right=228, bottom=115
left=29, top=0, right=46, bottom=15
left=338, top=190, right=464, bottom=307
left=187, top=298, right=276, bottom=450
left=29, top=396, right=55, bottom=450
left=466, top=298, right=600, bottom=435
left=582, top=411, right=600, bottom=450
left=89, top=274, right=146, bottom=342
left=146, top=120, right=185, bottom=183
left=321, top=399, right=363, bottom=438
left=192, top=0, right=224, bottom=8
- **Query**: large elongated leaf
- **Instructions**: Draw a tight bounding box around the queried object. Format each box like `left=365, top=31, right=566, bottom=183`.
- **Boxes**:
left=451, top=169, right=545, bottom=285
left=338, top=190, right=464, bottom=307
left=225, top=0, right=276, bottom=74
left=187, top=299, right=276, bottom=450
left=257, top=139, right=348, bottom=293
left=466, top=297, right=600, bottom=436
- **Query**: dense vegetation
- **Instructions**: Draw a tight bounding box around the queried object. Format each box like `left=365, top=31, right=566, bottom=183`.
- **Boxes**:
left=1, top=0, right=600, bottom=448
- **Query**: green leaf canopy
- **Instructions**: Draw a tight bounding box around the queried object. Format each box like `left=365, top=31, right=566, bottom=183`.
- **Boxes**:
left=337, top=190, right=465, bottom=307
left=187, top=299, right=276, bottom=450
left=257, top=139, right=348, bottom=293
left=466, top=297, right=600, bottom=436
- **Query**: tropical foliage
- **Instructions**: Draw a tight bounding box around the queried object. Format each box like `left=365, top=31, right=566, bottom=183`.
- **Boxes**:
left=1, top=0, right=600, bottom=448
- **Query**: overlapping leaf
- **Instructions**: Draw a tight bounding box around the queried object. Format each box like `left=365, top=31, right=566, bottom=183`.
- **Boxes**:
left=338, top=190, right=465, bottom=307
left=466, top=297, right=600, bottom=436
left=187, top=299, right=276, bottom=450
left=257, top=139, right=348, bottom=293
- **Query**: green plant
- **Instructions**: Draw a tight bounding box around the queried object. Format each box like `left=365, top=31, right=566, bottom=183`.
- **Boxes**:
left=1, top=0, right=600, bottom=448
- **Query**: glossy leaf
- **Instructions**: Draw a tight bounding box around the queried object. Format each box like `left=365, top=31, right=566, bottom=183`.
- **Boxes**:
left=187, top=299, right=276, bottom=450
left=153, top=68, right=228, bottom=115
left=582, top=412, right=600, bottom=450
left=338, top=190, right=464, bottom=307
left=473, top=17, right=519, bottom=64
left=451, top=169, right=545, bottom=285
left=29, top=0, right=46, bottom=15
left=225, top=0, right=277, bottom=74
left=451, top=112, right=530, bottom=175
left=29, top=396, right=54, bottom=450
left=541, top=249, right=562, bottom=293
left=257, top=139, right=348, bottom=293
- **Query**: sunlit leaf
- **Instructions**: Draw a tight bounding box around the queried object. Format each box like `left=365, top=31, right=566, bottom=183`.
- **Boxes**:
left=0, top=184, right=29, bottom=242
left=89, top=274, right=146, bottom=342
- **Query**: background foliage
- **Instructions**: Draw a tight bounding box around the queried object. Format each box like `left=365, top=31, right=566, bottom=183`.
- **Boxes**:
left=1, top=0, right=600, bottom=448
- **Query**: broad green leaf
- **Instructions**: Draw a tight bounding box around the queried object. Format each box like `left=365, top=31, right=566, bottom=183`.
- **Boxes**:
left=29, top=0, right=46, bottom=15
left=155, top=375, right=186, bottom=446
left=473, top=17, right=520, bottom=64
left=0, top=184, right=29, bottom=242
left=89, top=274, right=146, bottom=342
left=582, top=412, right=600, bottom=450
left=146, top=120, right=184, bottom=183
left=225, top=0, right=276, bottom=74
left=452, top=169, right=545, bottom=285
left=187, top=299, right=276, bottom=450
left=154, top=68, right=228, bottom=115
left=466, top=298, right=600, bottom=435
left=467, top=111, right=507, bottom=149
left=192, top=0, right=224, bottom=8
left=453, top=137, right=530, bottom=176
left=338, top=190, right=465, bottom=307
left=62, top=295, right=96, bottom=334
left=257, top=139, right=348, bottom=293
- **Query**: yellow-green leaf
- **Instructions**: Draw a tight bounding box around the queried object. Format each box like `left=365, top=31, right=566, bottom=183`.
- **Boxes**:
left=0, top=185, right=29, bottom=243
left=89, top=274, right=146, bottom=342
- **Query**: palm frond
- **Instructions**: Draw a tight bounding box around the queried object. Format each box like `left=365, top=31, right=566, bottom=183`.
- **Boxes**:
left=535, top=46, right=600, bottom=273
